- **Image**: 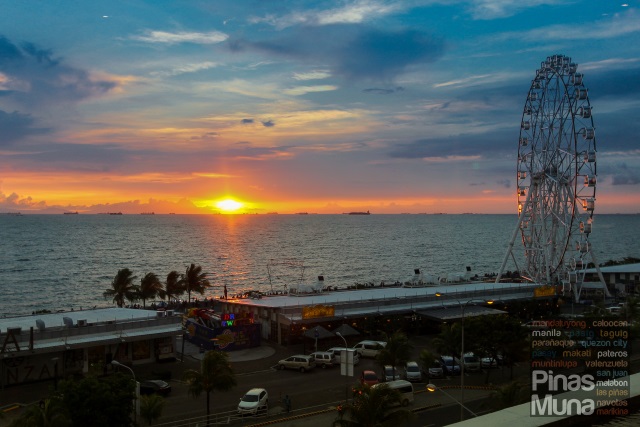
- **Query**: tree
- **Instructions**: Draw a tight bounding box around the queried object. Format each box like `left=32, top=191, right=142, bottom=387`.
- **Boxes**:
left=103, top=268, right=139, bottom=308
left=376, top=330, right=412, bottom=379
left=418, top=349, right=439, bottom=375
left=334, top=383, right=413, bottom=427
left=58, top=374, right=135, bottom=427
left=140, top=394, right=165, bottom=426
left=139, top=272, right=165, bottom=308
left=180, top=264, right=211, bottom=303
left=9, top=397, right=70, bottom=427
left=433, top=323, right=462, bottom=373
left=183, top=350, right=237, bottom=426
left=464, top=315, right=527, bottom=383
left=487, top=381, right=528, bottom=411
left=164, top=270, right=184, bottom=302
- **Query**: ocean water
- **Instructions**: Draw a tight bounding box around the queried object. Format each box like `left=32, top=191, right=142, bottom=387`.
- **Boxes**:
left=1, top=214, right=639, bottom=317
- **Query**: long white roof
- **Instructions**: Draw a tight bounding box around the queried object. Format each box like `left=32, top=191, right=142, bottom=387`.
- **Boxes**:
left=0, top=307, right=167, bottom=332
left=224, top=281, right=539, bottom=309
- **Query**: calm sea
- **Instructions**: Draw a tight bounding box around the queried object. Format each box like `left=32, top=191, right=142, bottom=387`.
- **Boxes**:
left=1, top=214, right=639, bottom=317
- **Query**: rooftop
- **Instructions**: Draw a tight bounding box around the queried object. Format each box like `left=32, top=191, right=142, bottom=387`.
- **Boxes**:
left=0, top=307, right=170, bottom=332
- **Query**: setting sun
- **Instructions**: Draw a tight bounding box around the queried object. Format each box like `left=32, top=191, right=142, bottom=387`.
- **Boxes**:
left=216, top=199, right=243, bottom=212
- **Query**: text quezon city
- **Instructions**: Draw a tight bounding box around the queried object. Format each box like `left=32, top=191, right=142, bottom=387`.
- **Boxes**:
left=529, top=318, right=630, bottom=417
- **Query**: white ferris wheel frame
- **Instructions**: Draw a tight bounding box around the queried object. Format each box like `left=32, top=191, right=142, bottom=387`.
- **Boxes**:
left=497, top=54, right=608, bottom=299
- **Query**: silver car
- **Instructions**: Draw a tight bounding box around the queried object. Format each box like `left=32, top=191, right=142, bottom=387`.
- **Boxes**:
left=426, top=359, right=444, bottom=378
left=277, top=355, right=316, bottom=372
left=404, top=361, right=422, bottom=382
left=310, top=351, right=336, bottom=368
left=237, top=388, right=268, bottom=415
left=459, top=352, right=481, bottom=372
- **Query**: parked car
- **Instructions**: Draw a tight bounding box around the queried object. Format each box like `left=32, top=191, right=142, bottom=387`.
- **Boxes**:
left=459, top=352, right=481, bottom=372
left=237, top=388, right=268, bottom=415
left=326, top=347, right=360, bottom=366
left=359, top=370, right=379, bottom=386
left=352, top=340, right=387, bottom=358
left=384, top=365, right=401, bottom=382
left=481, top=356, right=499, bottom=369
left=439, top=356, right=460, bottom=375
left=139, top=379, right=171, bottom=396
left=311, top=351, right=336, bottom=368
left=277, top=355, right=316, bottom=372
left=481, top=352, right=504, bottom=368
left=425, top=359, right=444, bottom=378
left=606, top=306, right=622, bottom=315
left=404, top=361, right=422, bottom=382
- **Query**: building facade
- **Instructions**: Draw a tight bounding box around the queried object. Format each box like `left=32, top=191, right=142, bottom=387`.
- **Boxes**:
left=0, top=308, right=182, bottom=388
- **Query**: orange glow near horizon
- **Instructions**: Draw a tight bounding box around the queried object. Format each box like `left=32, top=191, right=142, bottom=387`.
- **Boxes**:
left=215, top=199, right=244, bottom=213
left=2, top=171, right=639, bottom=214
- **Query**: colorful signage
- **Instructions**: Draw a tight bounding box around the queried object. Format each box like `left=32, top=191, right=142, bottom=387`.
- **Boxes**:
left=302, top=304, right=335, bottom=319
left=534, top=285, right=556, bottom=298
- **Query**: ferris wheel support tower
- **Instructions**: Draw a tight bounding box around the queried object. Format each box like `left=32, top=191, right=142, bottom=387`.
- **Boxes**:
left=496, top=54, right=609, bottom=302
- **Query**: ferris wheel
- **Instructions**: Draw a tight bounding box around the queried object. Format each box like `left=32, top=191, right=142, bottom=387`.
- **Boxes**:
left=498, top=54, right=606, bottom=294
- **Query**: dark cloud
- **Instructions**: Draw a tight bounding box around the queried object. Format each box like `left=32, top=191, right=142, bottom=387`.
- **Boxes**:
left=20, top=42, right=59, bottom=66
left=262, top=120, right=275, bottom=127
left=227, top=24, right=444, bottom=82
left=388, top=126, right=515, bottom=160
left=496, top=179, right=511, bottom=188
left=0, top=109, right=49, bottom=146
left=363, top=87, right=404, bottom=94
left=7, top=143, right=127, bottom=171
left=0, top=36, right=22, bottom=62
left=0, top=35, right=116, bottom=109
left=241, top=118, right=254, bottom=124
left=586, top=66, right=640, bottom=100
left=190, top=132, right=219, bottom=140
left=225, top=143, right=287, bottom=159
left=610, top=163, right=640, bottom=186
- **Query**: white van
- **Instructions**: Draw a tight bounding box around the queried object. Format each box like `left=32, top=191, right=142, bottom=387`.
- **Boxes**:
left=352, top=340, right=386, bottom=358
left=310, top=351, right=336, bottom=368
left=372, top=379, right=414, bottom=406
left=326, top=347, right=360, bottom=365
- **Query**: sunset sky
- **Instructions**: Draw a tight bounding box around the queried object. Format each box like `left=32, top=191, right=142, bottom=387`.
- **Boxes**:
left=1, top=1, right=639, bottom=214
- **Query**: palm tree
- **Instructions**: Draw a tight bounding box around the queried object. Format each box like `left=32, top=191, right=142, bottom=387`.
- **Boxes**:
left=9, top=397, right=70, bottom=427
left=140, top=394, right=165, bottom=426
left=180, top=264, right=212, bottom=303
left=183, top=351, right=237, bottom=426
left=139, top=272, right=165, bottom=308
left=418, top=349, right=438, bottom=375
left=164, top=270, right=184, bottom=303
left=376, top=330, right=412, bottom=379
left=334, top=383, right=413, bottom=427
left=103, top=268, right=139, bottom=308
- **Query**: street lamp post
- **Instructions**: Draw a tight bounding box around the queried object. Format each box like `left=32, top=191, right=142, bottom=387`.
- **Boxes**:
left=111, top=360, right=139, bottom=424
left=435, top=293, right=493, bottom=421
left=426, top=383, right=478, bottom=418
left=181, top=331, right=186, bottom=362
left=50, top=357, right=59, bottom=390
left=336, top=332, right=350, bottom=403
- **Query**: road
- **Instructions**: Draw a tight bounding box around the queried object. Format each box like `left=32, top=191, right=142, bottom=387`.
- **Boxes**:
left=151, top=350, right=522, bottom=427
left=158, top=358, right=374, bottom=425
